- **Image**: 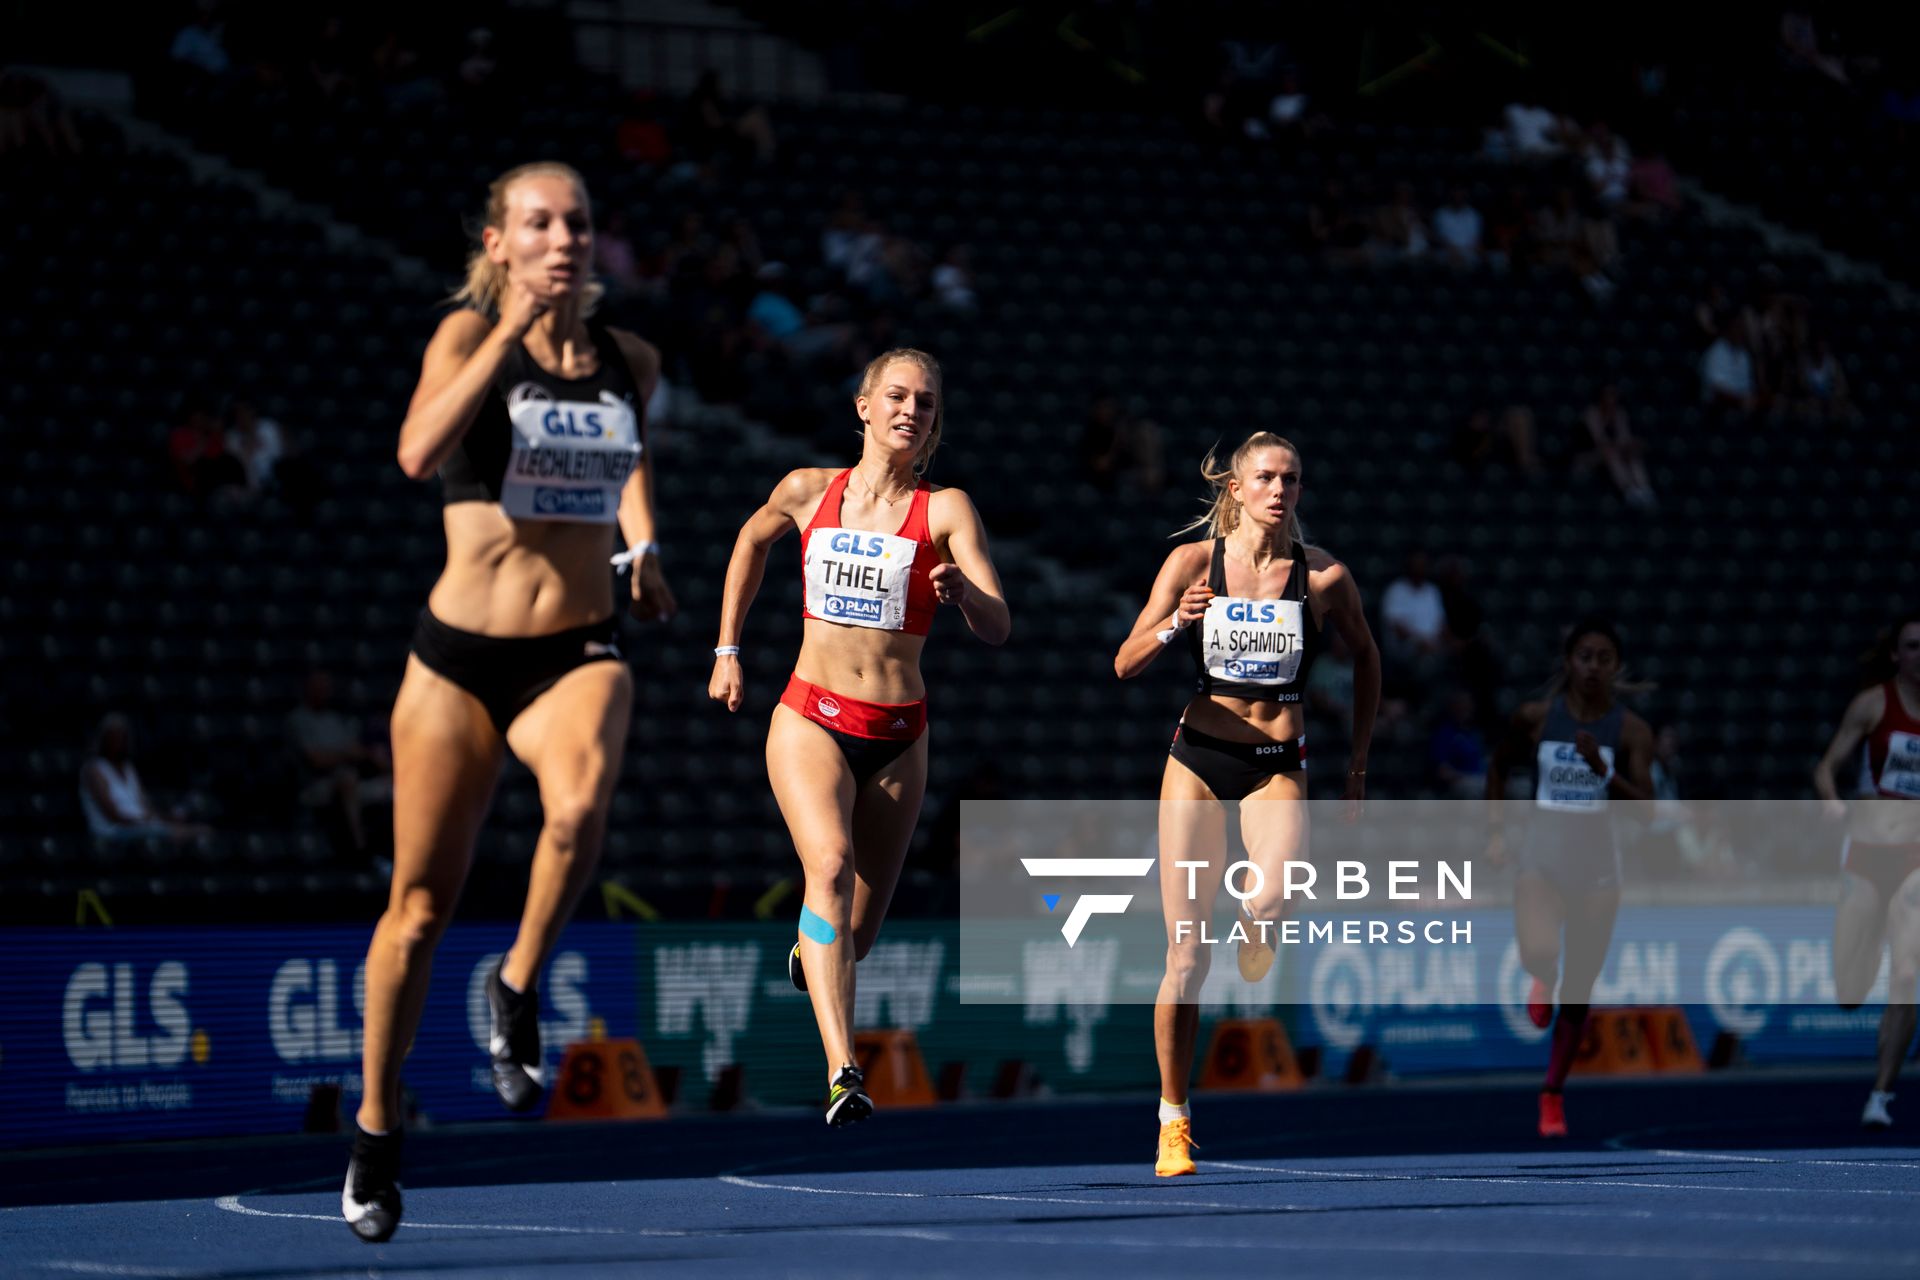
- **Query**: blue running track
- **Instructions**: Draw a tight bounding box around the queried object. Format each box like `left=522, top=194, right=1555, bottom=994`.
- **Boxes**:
left=3, top=1073, right=1917, bottom=1278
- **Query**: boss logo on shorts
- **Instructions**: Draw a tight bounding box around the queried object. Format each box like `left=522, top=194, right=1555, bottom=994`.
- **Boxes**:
left=823, top=595, right=886, bottom=623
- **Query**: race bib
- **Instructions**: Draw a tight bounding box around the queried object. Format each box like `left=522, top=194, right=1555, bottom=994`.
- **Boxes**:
left=1880, top=730, right=1920, bottom=799
left=1201, top=596, right=1306, bottom=687
left=499, top=386, right=641, bottom=523
left=1536, top=739, right=1617, bottom=813
left=805, top=529, right=917, bottom=630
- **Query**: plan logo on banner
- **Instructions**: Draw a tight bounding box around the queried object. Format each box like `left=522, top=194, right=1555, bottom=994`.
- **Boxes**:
left=851, top=940, right=944, bottom=1030
left=1706, top=927, right=1783, bottom=1036
left=655, top=942, right=761, bottom=1081
left=61, top=961, right=199, bottom=1115
left=1309, top=942, right=1478, bottom=1051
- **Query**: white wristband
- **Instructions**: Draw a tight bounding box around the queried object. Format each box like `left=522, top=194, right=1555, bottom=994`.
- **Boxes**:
left=610, top=541, right=660, bottom=572
left=713, top=645, right=741, bottom=658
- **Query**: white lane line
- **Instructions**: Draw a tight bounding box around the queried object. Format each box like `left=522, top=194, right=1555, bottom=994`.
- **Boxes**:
left=718, top=1172, right=1309, bottom=1212
left=926, top=1229, right=1920, bottom=1267
left=1641, top=1147, right=1920, bottom=1171
left=1201, top=1159, right=1917, bottom=1197
left=213, top=1194, right=632, bottom=1234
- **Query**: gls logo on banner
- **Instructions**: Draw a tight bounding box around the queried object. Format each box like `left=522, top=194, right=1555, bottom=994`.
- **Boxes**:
left=1020, top=858, right=1155, bottom=947
left=269, top=959, right=364, bottom=1063
left=63, top=962, right=191, bottom=1070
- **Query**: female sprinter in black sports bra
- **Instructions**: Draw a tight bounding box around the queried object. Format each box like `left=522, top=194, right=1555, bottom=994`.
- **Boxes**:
left=343, top=162, right=674, bottom=1243
left=1116, top=430, right=1379, bottom=1177
left=710, top=348, right=1009, bottom=1126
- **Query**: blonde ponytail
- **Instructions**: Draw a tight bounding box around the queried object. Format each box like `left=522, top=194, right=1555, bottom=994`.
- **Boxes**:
left=449, top=161, right=604, bottom=317
left=1178, top=431, right=1305, bottom=545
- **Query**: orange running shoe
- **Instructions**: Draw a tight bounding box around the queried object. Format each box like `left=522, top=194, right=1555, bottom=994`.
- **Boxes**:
left=1538, top=1091, right=1567, bottom=1138
left=1527, top=977, right=1552, bottom=1030
left=1155, top=1117, right=1198, bottom=1176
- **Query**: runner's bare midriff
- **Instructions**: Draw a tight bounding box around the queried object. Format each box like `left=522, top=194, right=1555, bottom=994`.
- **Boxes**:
left=426, top=502, right=616, bottom=636
left=794, top=619, right=928, bottom=704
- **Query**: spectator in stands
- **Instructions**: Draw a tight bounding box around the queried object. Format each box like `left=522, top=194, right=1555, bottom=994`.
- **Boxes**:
left=79, top=713, right=209, bottom=849
left=369, top=26, right=437, bottom=109
left=1432, top=185, right=1483, bottom=266
left=0, top=69, right=83, bottom=158
left=1373, top=182, right=1429, bottom=260
left=1451, top=404, right=1542, bottom=477
left=685, top=69, right=776, bottom=164
left=932, top=245, right=977, bottom=312
left=1485, top=185, right=1534, bottom=272
left=1797, top=337, right=1853, bottom=420
left=1701, top=315, right=1758, bottom=410
left=1779, top=11, right=1849, bottom=85
left=1694, top=281, right=1731, bottom=341
left=1307, top=178, right=1371, bottom=265
left=454, top=27, right=499, bottom=99
left=1502, top=102, right=1564, bottom=158
left=168, top=397, right=246, bottom=503
left=288, top=670, right=392, bottom=856
left=1577, top=384, right=1656, bottom=508
left=170, top=1, right=231, bottom=77
left=1430, top=690, right=1489, bottom=798
left=723, top=214, right=765, bottom=278
left=1581, top=121, right=1632, bottom=209
left=1532, top=185, right=1582, bottom=268
left=228, top=397, right=284, bottom=496
left=594, top=209, right=642, bottom=294
left=1628, top=147, right=1682, bottom=218
left=747, top=262, right=854, bottom=368
left=304, top=15, right=357, bottom=106
left=1079, top=391, right=1165, bottom=494
left=1381, top=549, right=1448, bottom=698
left=1436, top=555, right=1501, bottom=730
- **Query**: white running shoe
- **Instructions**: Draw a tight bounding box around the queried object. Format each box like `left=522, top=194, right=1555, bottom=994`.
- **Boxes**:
left=1862, top=1090, right=1894, bottom=1129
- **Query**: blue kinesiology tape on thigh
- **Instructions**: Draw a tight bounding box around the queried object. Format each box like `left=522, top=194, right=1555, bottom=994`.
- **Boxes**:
left=798, top=904, right=838, bottom=945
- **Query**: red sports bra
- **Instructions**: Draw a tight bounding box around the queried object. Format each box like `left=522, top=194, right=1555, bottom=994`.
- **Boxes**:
left=1868, top=680, right=1920, bottom=800
left=799, top=470, right=940, bottom=636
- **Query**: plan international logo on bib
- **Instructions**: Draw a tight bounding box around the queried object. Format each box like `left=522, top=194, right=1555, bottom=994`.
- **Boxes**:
left=533, top=488, right=607, bottom=517
left=824, top=595, right=886, bottom=622
left=1224, top=658, right=1281, bottom=679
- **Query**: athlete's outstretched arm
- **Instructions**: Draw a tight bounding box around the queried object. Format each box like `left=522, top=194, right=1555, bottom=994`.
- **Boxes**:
left=710, top=470, right=815, bottom=712
left=396, top=283, right=548, bottom=479
left=1115, top=544, right=1210, bottom=679
left=1813, top=687, right=1884, bottom=813
left=931, top=489, right=1010, bottom=645
left=612, top=331, right=674, bottom=621
left=1316, top=558, right=1380, bottom=804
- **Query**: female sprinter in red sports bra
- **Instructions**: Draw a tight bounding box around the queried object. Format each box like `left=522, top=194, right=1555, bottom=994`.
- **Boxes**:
left=1115, top=431, right=1379, bottom=1177
left=710, top=348, right=1009, bottom=1125
left=1814, top=611, right=1920, bottom=1129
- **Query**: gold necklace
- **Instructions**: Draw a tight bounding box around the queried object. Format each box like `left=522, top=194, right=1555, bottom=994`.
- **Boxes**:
left=857, top=469, right=913, bottom=506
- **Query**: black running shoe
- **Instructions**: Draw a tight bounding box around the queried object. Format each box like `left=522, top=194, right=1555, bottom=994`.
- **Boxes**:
left=342, top=1124, right=403, bottom=1243
left=486, top=961, right=545, bottom=1112
left=788, top=941, right=807, bottom=993
left=825, top=1064, right=873, bottom=1127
